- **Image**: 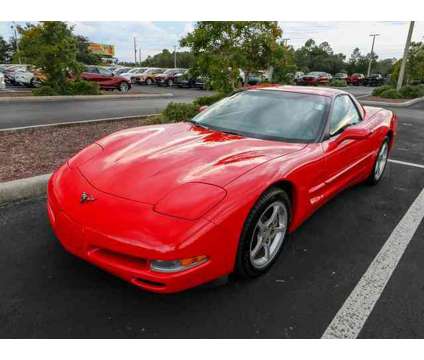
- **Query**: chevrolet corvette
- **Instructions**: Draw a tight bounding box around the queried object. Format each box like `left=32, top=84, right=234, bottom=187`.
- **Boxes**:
left=47, top=86, right=397, bottom=293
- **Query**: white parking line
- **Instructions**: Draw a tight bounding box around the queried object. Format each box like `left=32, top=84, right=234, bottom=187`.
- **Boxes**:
left=388, top=159, right=424, bottom=169
left=322, top=187, right=424, bottom=338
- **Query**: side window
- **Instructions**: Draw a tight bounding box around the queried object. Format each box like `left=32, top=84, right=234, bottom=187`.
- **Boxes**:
left=329, top=95, right=361, bottom=136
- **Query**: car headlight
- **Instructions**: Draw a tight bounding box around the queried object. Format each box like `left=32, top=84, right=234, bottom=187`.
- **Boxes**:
left=150, top=255, right=208, bottom=273
left=154, top=182, right=226, bottom=220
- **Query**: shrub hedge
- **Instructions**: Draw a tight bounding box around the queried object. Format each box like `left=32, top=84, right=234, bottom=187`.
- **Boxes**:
left=330, top=79, right=347, bottom=87
left=380, top=88, right=402, bottom=99
left=372, top=84, right=424, bottom=99
left=32, top=80, right=101, bottom=96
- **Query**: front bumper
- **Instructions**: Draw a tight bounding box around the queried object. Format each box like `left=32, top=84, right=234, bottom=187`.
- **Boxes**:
left=47, top=164, right=231, bottom=293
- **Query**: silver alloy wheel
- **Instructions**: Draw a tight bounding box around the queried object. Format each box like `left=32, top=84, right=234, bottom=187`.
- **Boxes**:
left=120, top=82, right=129, bottom=92
left=146, top=78, right=152, bottom=85
left=249, top=201, right=288, bottom=269
left=168, top=79, right=173, bottom=87
left=374, top=141, right=388, bottom=181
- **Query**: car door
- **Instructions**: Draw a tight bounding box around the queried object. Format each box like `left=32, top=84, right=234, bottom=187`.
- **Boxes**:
left=320, top=94, right=370, bottom=198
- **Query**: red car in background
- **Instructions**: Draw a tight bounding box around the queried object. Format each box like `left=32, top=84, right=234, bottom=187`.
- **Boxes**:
left=81, top=66, right=131, bottom=92
left=349, top=73, right=365, bottom=86
left=296, top=72, right=330, bottom=86
left=154, top=68, right=187, bottom=87
left=47, top=86, right=396, bottom=293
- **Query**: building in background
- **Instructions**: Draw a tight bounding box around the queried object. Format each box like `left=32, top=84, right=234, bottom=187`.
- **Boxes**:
left=88, top=43, right=118, bottom=64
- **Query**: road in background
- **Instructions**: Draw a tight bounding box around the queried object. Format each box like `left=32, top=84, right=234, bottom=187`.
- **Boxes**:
left=0, top=87, right=214, bottom=130
left=0, top=85, right=373, bottom=130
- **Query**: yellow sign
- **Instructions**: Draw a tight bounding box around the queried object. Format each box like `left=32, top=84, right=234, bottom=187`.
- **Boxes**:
left=88, top=43, right=115, bottom=57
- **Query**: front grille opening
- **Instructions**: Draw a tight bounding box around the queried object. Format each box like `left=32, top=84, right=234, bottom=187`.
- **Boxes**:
left=133, top=277, right=166, bottom=288
left=88, top=247, right=147, bottom=272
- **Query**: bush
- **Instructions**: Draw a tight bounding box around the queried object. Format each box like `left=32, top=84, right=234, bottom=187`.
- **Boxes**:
left=194, top=93, right=227, bottom=107
left=380, top=88, right=402, bottom=99
left=161, top=102, right=199, bottom=123
left=398, top=85, right=424, bottom=99
left=32, top=86, right=58, bottom=96
left=65, top=80, right=101, bottom=95
left=330, top=79, right=347, bottom=87
left=372, top=85, right=393, bottom=97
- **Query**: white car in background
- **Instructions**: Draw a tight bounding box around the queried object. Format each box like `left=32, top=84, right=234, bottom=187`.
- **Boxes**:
left=119, top=67, right=148, bottom=83
left=0, top=72, right=5, bottom=89
left=14, top=69, right=42, bottom=87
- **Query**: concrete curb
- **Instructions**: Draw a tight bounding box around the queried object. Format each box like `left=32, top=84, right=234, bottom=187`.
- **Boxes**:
left=0, top=93, right=173, bottom=103
left=0, top=113, right=160, bottom=132
left=359, top=96, right=424, bottom=108
left=0, top=173, right=51, bottom=205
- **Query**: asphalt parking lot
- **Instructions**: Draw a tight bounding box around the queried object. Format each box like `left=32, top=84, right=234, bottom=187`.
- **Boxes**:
left=0, top=85, right=370, bottom=130
left=0, top=99, right=423, bottom=338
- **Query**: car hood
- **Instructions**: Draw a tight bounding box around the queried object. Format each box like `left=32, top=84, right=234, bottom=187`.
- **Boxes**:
left=77, top=122, right=305, bottom=204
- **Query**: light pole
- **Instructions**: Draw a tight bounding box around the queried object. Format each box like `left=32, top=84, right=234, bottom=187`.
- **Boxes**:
left=282, top=38, right=290, bottom=46
left=397, top=21, right=415, bottom=90
left=11, top=22, right=21, bottom=64
left=367, top=33, right=380, bottom=77
left=133, top=37, right=137, bottom=65
left=173, top=45, right=177, bottom=68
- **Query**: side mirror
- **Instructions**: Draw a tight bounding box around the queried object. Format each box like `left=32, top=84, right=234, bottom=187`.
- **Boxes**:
left=198, top=105, right=208, bottom=113
left=335, top=127, right=370, bottom=144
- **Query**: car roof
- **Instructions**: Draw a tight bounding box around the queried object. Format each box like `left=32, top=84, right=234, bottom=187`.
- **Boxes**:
left=251, top=85, right=348, bottom=98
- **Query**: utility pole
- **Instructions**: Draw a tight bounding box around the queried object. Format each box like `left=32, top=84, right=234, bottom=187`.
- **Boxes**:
left=138, top=49, right=141, bottom=65
left=173, top=45, right=177, bottom=68
left=397, top=21, right=415, bottom=91
left=133, top=37, right=137, bottom=65
left=282, top=38, right=290, bottom=46
left=367, top=34, right=380, bottom=77
left=11, top=22, right=21, bottom=64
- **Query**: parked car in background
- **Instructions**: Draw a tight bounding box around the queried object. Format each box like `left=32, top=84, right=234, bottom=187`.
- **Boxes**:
left=113, top=67, right=132, bottom=76
left=326, top=73, right=333, bottom=81
left=3, top=64, right=32, bottom=84
left=81, top=66, right=131, bottom=92
left=0, top=72, right=5, bottom=89
left=296, top=72, right=330, bottom=86
left=119, top=67, right=147, bottom=83
left=363, top=74, right=385, bottom=87
left=175, top=70, right=197, bottom=88
left=334, top=73, right=349, bottom=81
left=154, top=68, right=186, bottom=87
left=349, top=73, right=365, bottom=86
left=136, top=68, right=164, bottom=85
left=14, top=67, right=46, bottom=87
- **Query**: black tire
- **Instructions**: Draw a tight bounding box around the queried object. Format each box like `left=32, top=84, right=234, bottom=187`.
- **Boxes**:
left=235, top=187, right=291, bottom=278
left=119, top=82, right=129, bottom=93
left=367, top=136, right=390, bottom=185
left=146, top=78, right=153, bottom=85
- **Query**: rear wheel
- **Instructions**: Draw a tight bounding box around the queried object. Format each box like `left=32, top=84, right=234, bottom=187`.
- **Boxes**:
left=167, top=79, right=173, bottom=87
left=146, top=78, right=153, bottom=85
left=367, top=137, right=389, bottom=185
left=235, top=187, right=290, bottom=278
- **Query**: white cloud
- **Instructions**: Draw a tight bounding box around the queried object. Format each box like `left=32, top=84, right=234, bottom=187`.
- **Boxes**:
left=1, top=21, right=423, bottom=62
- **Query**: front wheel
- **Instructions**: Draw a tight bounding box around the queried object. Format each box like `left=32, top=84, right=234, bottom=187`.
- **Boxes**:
left=146, top=78, right=153, bottom=85
left=167, top=79, right=173, bottom=87
left=367, top=137, right=389, bottom=185
left=119, top=82, right=129, bottom=93
left=235, top=187, right=291, bottom=278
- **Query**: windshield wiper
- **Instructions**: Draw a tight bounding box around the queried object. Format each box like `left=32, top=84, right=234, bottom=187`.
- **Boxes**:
left=187, top=119, right=210, bottom=130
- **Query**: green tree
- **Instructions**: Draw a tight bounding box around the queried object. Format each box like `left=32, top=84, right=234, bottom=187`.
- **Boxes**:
left=271, top=43, right=297, bottom=83
left=75, top=35, right=102, bottom=65
left=181, top=21, right=282, bottom=92
left=17, top=21, right=81, bottom=93
left=0, top=36, right=11, bottom=63
left=294, top=39, right=345, bottom=74
left=141, top=49, right=195, bottom=68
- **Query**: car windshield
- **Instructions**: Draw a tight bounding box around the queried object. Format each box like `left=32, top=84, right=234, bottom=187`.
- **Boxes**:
left=307, top=72, right=322, bottom=76
left=115, top=68, right=129, bottom=75
left=191, top=90, right=331, bottom=143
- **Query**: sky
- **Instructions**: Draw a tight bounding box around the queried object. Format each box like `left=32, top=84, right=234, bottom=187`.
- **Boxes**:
left=1, top=21, right=423, bottom=62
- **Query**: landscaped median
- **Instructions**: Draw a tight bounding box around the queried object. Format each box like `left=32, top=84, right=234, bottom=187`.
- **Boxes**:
left=0, top=115, right=161, bottom=204
left=360, top=84, right=424, bottom=107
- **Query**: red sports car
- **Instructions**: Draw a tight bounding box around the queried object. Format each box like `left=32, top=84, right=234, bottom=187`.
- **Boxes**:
left=47, top=86, right=397, bottom=293
left=81, top=66, right=131, bottom=92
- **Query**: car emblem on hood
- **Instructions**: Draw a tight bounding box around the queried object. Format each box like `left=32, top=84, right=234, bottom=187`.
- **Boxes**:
left=80, top=192, right=96, bottom=203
